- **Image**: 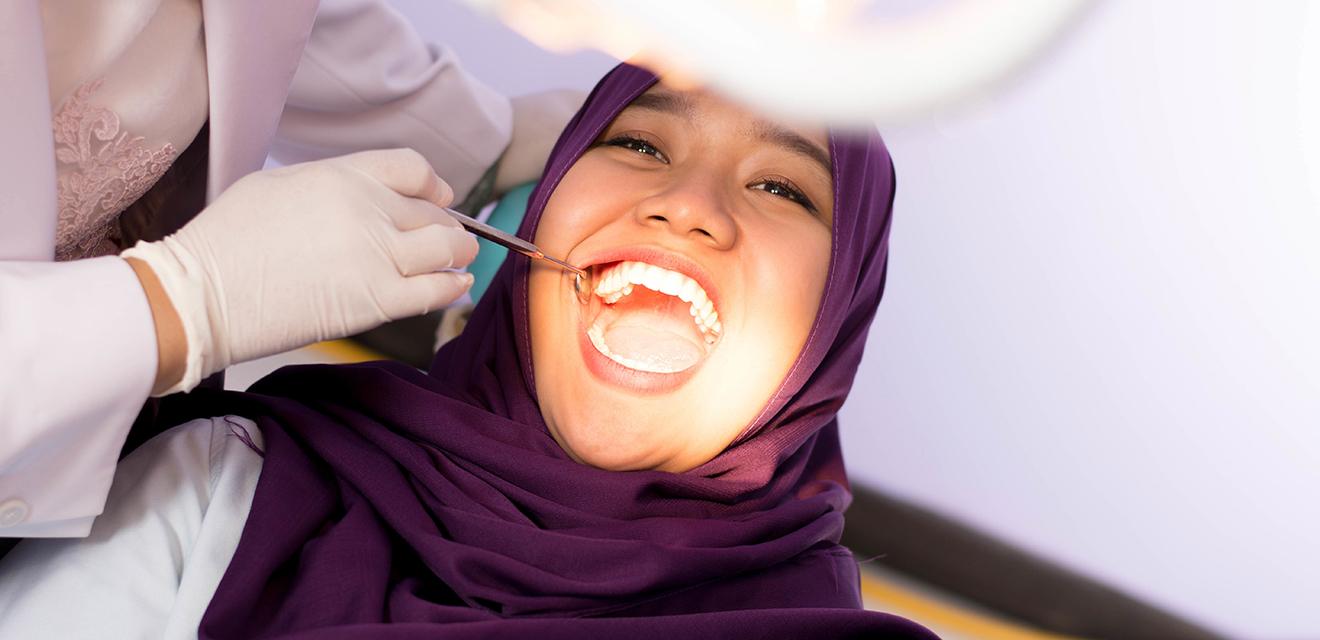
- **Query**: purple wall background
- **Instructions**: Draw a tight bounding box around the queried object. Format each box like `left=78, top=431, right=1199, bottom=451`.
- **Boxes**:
left=389, top=2, right=1320, bottom=637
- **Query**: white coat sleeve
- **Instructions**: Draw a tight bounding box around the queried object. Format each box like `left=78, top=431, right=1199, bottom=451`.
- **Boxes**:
left=271, top=0, right=514, bottom=205
left=0, top=417, right=263, bottom=640
left=0, top=257, right=157, bottom=537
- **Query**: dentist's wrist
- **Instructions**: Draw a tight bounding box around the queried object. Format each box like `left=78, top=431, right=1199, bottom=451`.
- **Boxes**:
left=125, top=256, right=187, bottom=396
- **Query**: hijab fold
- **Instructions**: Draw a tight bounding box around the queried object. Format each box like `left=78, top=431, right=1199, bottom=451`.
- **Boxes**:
left=175, top=63, right=929, bottom=640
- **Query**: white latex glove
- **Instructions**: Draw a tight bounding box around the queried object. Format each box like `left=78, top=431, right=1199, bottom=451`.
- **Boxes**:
left=122, top=148, right=478, bottom=394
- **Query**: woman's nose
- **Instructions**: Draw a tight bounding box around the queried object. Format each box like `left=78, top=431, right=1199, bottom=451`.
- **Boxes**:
left=632, top=175, right=737, bottom=250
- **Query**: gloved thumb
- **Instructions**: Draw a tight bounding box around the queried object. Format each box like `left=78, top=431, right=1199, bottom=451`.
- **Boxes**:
left=339, top=148, right=455, bottom=207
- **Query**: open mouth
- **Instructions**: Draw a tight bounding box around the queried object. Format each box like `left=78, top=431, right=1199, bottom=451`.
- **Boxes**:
left=575, top=259, right=722, bottom=375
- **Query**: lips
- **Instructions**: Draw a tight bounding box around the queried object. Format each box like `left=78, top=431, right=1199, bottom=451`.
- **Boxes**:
left=571, top=247, right=723, bottom=393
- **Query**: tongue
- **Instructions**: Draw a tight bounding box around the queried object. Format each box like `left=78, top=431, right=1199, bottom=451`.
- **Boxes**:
left=593, top=286, right=706, bottom=373
left=601, top=320, right=703, bottom=372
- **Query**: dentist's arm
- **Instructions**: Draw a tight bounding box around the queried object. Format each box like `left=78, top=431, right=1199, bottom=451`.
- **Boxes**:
left=272, top=0, right=583, bottom=206
left=1, top=149, right=476, bottom=537
left=0, top=258, right=159, bottom=537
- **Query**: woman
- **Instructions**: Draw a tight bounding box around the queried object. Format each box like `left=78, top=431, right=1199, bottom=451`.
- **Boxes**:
left=0, top=0, right=578, bottom=539
left=0, top=63, right=930, bottom=639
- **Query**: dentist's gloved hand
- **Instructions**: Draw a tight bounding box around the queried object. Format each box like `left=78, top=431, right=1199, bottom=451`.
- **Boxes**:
left=122, top=148, right=478, bottom=395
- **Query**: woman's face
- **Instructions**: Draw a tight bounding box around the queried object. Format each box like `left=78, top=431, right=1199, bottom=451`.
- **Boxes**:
left=529, top=84, right=833, bottom=472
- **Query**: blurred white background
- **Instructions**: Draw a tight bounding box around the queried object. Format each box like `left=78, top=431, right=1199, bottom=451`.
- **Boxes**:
left=379, top=2, right=1320, bottom=637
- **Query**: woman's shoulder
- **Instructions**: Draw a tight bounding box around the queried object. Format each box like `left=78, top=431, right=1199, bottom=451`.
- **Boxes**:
left=115, top=416, right=265, bottom=500
left=27, top=414, right=265, bottom=563
left=0, top=417, right=264, bottom=638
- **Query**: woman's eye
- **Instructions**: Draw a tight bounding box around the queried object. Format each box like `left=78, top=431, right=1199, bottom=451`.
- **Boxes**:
left=750, top=179, right=818, bottom=214
left=603, top=135, right=668, bottom=163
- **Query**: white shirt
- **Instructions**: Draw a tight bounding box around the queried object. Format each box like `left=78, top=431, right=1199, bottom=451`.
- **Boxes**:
left=0, top=417, right=263, bottom=639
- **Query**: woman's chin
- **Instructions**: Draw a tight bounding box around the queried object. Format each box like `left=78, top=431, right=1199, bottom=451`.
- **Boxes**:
left=558, top=430, right=666, bottom=472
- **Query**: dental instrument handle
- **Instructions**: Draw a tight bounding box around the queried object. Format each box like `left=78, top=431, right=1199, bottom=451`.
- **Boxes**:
left=445, top=208, right=586, bottom=278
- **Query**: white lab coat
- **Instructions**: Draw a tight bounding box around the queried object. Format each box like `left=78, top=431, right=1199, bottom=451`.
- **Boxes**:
left=0, top=0, right=513, bottom=537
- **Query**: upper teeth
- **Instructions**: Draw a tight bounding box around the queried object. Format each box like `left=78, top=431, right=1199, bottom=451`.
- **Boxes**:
left=593, top=261, right=722, bottom=339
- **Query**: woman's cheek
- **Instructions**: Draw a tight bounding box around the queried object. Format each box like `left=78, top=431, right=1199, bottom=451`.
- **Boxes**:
left=770, top=236, right=830, bottom=343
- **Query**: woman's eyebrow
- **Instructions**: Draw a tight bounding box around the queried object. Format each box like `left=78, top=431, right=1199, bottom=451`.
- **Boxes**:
left=627, top=90, right=832, bottom=176
left=753, top=120, right=833, bottom=178
left=627, top=90, right=697, bottom=119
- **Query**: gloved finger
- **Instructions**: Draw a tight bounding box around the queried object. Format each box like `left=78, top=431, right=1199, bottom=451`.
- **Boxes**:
left=390, top=224, right=480, bottom=276
left=381, top=271, right=476, bottom=319
left=339, top=148, right=454, bottom=207
left=380, top=192, right=464, bottom=232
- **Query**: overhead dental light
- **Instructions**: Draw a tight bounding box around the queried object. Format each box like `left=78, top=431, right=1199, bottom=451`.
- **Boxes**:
left=462, top=0, right=1092, bottom=125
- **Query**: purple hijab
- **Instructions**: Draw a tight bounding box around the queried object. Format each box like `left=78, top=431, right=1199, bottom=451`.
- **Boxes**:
left=185, top=64, right=932, bottom=639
